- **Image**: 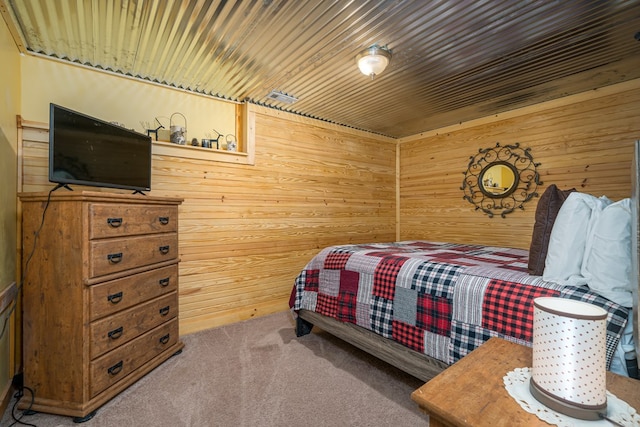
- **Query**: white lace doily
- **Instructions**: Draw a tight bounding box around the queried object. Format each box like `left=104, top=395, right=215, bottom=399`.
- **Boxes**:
left=503, top=367, right=640, bottom=427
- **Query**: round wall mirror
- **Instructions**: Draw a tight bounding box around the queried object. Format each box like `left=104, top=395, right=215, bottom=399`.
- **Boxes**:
left=461, top=142, right=541, bottom=218
left=478, top=161, right=518, bottom=198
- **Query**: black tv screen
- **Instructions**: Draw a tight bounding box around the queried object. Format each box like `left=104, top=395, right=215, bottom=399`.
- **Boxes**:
left=49, top=103, right=152, bottom=192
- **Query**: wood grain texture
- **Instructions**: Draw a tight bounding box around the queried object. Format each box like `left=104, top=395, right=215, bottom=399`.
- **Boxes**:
left=17, top=82, right=640, bottom=335
left=399, top=83, right=640, bottom=249
left=18, top=82, right=640, bottom=334
left=18, top=106, right=397, bottom=334
left=411, top=337, right=640, bottom=427
left=18, top=192, right=184, bottom=418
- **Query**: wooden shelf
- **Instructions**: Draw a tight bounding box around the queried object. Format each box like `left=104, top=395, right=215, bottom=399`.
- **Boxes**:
left=152, top=140, right=249, bottom=164
left=152, top=102, right=256, bottom=165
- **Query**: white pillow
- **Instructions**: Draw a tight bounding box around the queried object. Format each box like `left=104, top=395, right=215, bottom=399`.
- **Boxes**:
left=543, top=192, right=610, bottom=284
left=582, top=198, right=633, bottom=307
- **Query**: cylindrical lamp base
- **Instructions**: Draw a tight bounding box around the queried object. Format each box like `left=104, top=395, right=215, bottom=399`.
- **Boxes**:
left=529, top=378, right=605, bottom=420
left=530, top=297, right=608, bottom=420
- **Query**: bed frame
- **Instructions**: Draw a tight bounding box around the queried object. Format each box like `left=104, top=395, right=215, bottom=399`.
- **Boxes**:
left=296, top=309, right=448, bottom=382
left=297, top=139, right=640, bottom=383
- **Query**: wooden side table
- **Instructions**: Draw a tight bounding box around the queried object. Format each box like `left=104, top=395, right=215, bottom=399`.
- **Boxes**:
left=411, top=337, right=640, bottom=427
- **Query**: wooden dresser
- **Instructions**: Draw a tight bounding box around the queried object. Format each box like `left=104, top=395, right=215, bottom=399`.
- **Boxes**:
left=18, top=191, right=184, bottom=422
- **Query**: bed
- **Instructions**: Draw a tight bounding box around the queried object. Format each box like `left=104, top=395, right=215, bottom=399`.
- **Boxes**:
left=289, top=141, right=640, bottom=383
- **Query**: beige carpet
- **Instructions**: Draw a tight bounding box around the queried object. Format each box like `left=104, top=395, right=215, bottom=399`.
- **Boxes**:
left=1, top=311, right=429, bottom=426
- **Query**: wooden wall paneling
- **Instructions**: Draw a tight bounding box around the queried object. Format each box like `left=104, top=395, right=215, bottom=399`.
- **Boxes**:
left=172, top=108, right=396, bottom=333
left=399, top=82, right=640, bottom=249
left=18, top=106, right=397, bottom=335
left=19, top=80, right=639, bottom=334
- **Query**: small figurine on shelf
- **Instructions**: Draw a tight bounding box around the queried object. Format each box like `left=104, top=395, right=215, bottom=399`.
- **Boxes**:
left=144, top=118, right=165, bottom=140
left=211, top=129, right=223, bottom=149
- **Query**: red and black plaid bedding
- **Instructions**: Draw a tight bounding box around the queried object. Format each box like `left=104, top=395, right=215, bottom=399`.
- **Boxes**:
left=290, top=241, right=628, bottom=368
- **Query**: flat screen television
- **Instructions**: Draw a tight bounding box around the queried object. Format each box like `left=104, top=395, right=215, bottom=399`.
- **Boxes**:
left=49, top=103, right=152, bottom=193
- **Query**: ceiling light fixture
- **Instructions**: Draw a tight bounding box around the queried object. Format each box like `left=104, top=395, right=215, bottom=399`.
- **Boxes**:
left=356, top=45, right=392, bottom=79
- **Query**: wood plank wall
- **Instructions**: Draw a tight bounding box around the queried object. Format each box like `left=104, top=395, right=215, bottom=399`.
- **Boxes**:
left=18, top=80, right=640, bottom=334
left=399, top=80, right=640, bottom=249
left=18, top=106, right=397, bottom=334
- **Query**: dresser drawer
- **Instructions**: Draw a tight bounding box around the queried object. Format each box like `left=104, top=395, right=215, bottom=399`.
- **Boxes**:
left=89, top=204, right=178, bottom=239
left=89, top=264, right=178, bottom=321
left=90, top=318, right=179, bottom=398
left=89, top=233, right=178, bottom=278
left=90, top=292, right=178, bottom=359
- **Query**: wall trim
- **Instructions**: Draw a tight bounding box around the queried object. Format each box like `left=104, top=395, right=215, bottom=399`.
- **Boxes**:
left=395, top=142, right=400, bottom=240
left=0, top=282, right=17, bottom=316
left=0, top=379, right=13, bottom=424
left=0, top=281, right=18, bottom=421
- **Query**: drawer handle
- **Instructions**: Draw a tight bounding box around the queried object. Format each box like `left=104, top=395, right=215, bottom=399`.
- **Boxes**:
left=107, top=217, right=123, bottom=228
left=159, top=216, right=169, bottom=225
left=107, top=252, right=123, bottom=264
left=107, top=292, right=123, bottom=304
left=159, top=277, right=170, bottom=287
left=159, top=333, right=170, bottom=345
left=159, top=306, right=170, bottom=316
left=107, top=361, right=123, bottom=376
left=108, top=326, right=124, bottom=340
left=159, top=245, right=170, bottom=255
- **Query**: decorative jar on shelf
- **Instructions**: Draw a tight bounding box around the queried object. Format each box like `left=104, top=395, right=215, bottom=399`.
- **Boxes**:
left=170, top=112, right=187, bottom=145
left=226, top=134, right=237, bottom=152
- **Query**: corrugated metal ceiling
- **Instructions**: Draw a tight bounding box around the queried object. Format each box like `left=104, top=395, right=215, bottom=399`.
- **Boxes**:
left=2, top=0, right=639, bottom=138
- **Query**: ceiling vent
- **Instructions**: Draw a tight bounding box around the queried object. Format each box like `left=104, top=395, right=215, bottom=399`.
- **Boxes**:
left=266, top=90, right=298, bottom=104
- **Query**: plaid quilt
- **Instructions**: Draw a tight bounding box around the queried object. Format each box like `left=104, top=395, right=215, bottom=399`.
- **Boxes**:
left=290, top=241, right=629, bottom=368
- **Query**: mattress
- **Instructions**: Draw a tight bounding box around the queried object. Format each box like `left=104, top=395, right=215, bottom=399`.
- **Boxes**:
left=290, top=241, right=629, bottom=368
